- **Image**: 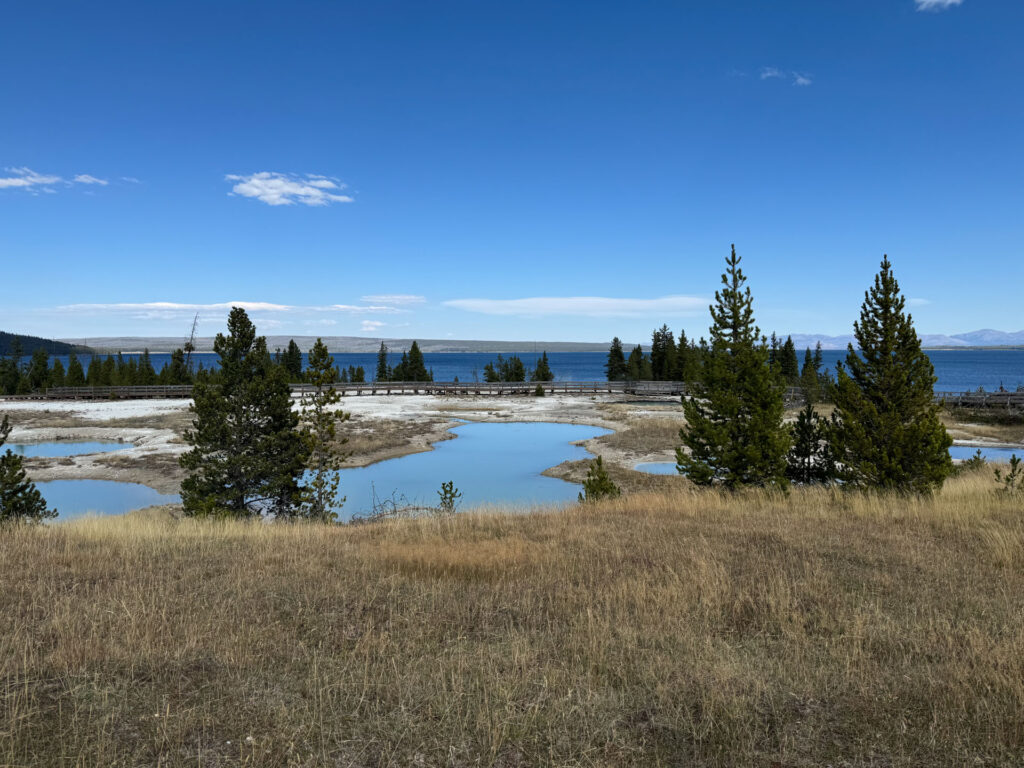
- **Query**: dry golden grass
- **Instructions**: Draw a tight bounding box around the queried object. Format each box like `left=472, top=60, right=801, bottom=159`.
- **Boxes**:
left=592, top=417, right=684, bottom=456
left=2, top=472, right=1024, bottom=766
left=342, top=416, right=455, bottom=466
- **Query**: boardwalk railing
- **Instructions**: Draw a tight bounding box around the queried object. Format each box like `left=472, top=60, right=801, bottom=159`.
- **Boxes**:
left=5, top=383, right=1023, bottom=409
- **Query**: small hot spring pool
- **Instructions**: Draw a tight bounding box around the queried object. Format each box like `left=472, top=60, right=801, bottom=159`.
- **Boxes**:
left=949, top=445, right=1021, bottom=463
left=335, top=421, right=611, bottom=520
left=8, top=441, right=131, bottom=458
left=34, top=480, right=180, bottom=521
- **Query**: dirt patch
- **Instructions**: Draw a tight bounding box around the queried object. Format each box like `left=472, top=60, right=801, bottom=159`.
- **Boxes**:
left=343, top=415, right=457, bottom=467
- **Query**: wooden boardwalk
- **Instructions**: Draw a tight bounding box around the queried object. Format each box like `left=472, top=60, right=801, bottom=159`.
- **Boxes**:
left=3, top=383, right=1023, bottom=409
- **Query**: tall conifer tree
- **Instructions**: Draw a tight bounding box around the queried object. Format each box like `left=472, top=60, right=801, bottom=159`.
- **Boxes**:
left=375, top=342, right=390, bottom=382
left=779, top=336, right=800, bottom=383
left=180, top=308, right=307, bottom=517
left=299, top=338, right=349, bottom=522
left=66, top=353, right=85, bottom=387
left=605, top=337, right=627, bottom=381
left=829, top=256, right=952, bottom=492
left=677, top=246, right=790, bottom=489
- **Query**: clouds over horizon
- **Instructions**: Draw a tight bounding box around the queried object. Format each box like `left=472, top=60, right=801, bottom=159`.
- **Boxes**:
left=915, top=0, right=962, bottom=10
left=226, top=172, right=354, bottom=206
left=53, top=301, right=405, bottom=326
left=0, top=167, right=110, bottom=194
left=444, top=295, right=708, bottom=318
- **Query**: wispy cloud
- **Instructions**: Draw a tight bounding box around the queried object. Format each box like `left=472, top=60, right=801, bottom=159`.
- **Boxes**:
left=226, top=172, right=354, bottom=207
left=361, top=294, right=426, bottom=306
left=915, top=0, right=962, bottom=11
left=360, top=320, right=387, bottom=332
left=1, top=167, right=112, bottom=194
left=55, top=301, right=405, bottom=321
left=443, top=296, right=707, bottom=318
left=761, top=68, right=813, bottom=87
left=908, top=298, right=931, bottom=307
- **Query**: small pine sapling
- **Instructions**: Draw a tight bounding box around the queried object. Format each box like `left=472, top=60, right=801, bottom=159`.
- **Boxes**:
left=578, top=456, right=620, bottom=503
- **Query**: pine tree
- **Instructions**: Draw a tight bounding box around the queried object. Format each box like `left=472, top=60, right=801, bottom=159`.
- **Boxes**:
left=625, top=345, right=652, bottom=380
left=66, top=353, right=85, bottom=387
left=605, top=337, right=627, bottom=381
left=799, top=347, right=821, bottom=403
left=137, top=349, right=157, bottom=385
left=180, top=308, right=308, bottom=517
left=298, top=339, right=349, bottom=522
left=779, top=336, right=800, bottom=384
left=164, top=349, right=190, bottom=384
left=282, top=339, right=304, bottom=381
left=483, top=354, right=527, bottom=382
left=650, top=325, right=677, bottom=380
left=100, top=355, right=116, bottom=386
left=786, top=403, right=835, bottom=484
left=829, top=256, right=953, bottom=493
left=405, top=341, right=431, bottom=382
left=48, top=358, right=66, bottom=388
left=530, top=351, right=554, bottom=382
left=676, top=246, right=790, bottom=489
left=577, top=456, right=620, bottom=503
left=0, top=342, right=23, bottom=396
left=86, top=356, right=101, bottom=386
left=27, top=348, right=49, bottom=391
left=0, top=415, right=56, bottom=523
left=375, top=342, right=390, bottom=382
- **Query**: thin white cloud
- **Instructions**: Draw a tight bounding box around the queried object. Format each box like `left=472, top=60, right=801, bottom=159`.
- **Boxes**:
left=1, top=167, right=115, bottom=194
left=55, top=301, right=404, bottom=319
left=361, top=294, right=426, bottom=306
left=361, top=320, right=387, bottom=332
left=909, top=298, right=931, bottom=307
left=443, top=295, right=707, bottom=318
left=761, top=68, right=813, bottom=86
left=226, top=171, right=354, bottom=207
left=121, top=176, right=142, bottom=184
left=915, top=0, right=962, bottom=10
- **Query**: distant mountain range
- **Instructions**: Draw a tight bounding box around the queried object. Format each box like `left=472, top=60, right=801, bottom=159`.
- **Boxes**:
left=52, top=330, right=1024, bottom=354
left=790, top=330, right=1024, bottom=350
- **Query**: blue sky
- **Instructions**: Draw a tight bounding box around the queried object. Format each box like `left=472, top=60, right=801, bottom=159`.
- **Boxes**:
left=2, top=0, right=1021, bottom=344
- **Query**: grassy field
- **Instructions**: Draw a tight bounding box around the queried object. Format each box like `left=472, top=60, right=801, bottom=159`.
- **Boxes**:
left=2, top=472, right=1023, bottom=766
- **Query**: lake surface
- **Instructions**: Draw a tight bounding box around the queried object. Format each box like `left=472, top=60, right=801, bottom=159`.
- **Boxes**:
left=335, top=421, right=611, bottom=520
left=35, top=480, right=180, bottom=520
left=8, top=441, right=130, bottom=458
left=31, top=349, right=1024, bottom=392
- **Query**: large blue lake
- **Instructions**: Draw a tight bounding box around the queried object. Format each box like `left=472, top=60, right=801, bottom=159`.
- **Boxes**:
left=31, top=349, right=1024, bottom=392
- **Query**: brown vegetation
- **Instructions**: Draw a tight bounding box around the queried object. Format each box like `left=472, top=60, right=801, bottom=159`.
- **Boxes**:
left=2, top=470, right=1022, bottom=766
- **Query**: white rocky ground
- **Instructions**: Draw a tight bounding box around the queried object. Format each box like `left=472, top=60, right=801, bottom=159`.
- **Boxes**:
left=1, top=394, right=1020, bottom=495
